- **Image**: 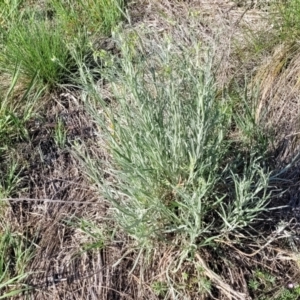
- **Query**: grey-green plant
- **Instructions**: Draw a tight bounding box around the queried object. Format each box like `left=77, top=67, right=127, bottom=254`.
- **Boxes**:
left=75, top=34, right=273, bottom=256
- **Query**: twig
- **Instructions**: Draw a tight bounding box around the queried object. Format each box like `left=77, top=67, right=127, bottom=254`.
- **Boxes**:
left=2, top=198, right=96, bottom=204
left=195, top=253, right=246, bottom=300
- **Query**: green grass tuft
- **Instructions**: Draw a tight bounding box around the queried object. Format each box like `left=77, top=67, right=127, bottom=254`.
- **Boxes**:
left=0, top=19, right=79, bottom=89
left=50, top=0, right=125, bottom=36
left=0, top=228, right=34, bottom=299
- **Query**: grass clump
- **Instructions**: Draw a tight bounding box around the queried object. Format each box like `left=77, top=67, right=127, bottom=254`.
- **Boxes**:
left=0, top=70, right=40, bottom=145
left=236, top=0, right=300, bottom=61
left=0, top=70, right=42, bottom=227
left=51, top=0, right=125, bottom=36
left=0, top=19, right=81, bottom=90
left=0, top=228, right=34, bottom=299
left=75, top=34, right=275, bottom=297
left=272, top=0, right=300, bottom=42
left=0, top=0, right=124, bottom=91
left=0, top=0, right=24, bottom=31
left=82, top=37, right=272, bottom=245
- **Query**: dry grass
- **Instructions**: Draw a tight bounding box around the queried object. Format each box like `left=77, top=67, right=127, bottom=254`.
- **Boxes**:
left=254, top=43, right=300, bottom=163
